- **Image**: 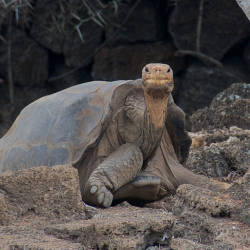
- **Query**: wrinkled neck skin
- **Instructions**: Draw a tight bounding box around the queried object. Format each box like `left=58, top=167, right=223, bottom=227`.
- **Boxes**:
left=144, top=92, right=169, bottom=129
left=139, top=91, right=169, bottom=158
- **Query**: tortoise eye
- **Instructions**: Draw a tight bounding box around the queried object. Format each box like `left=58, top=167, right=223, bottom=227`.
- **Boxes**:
left=145, top=67, right=149, bottom=73
left=166, top=68, right=171, bottom=73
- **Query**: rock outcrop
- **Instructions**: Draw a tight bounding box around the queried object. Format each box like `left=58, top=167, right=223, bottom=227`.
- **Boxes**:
left=169, top=0, right=250, bottom=60
left=187, top=127, right=250, bottom=178
left=191, top=83, right=250, bottom=130
left=92, top=42, right=185, bottom=81
left=0, top=165, right=85, bottom=226
left=175, top=65, right=241, bottom=114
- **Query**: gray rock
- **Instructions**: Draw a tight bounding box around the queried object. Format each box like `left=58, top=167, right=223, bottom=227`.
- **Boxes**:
left=227, top=169, right=250, bottom=225
left=186, top=129, right=250, bottom=178
left=0, top=165, right=85, bottom=225
left=170, top=238, right=214, bottom=250
left=45, top=206, right=175, bottom=249
left=172, top=182, right=250, bottom=248
left=169, top=0, right=250, bottom=60
left=191, top=83, right=250, bottom=130
left=174, top=184, right=237, bottom=217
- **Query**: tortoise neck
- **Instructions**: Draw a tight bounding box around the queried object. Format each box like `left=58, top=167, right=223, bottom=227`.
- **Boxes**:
left=144, top=92, right=169, bottom=129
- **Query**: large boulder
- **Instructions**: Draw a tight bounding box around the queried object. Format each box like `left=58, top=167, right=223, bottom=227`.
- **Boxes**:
left=31, top=0, right=103, bottom=67
left=104, top=0, right=162, bottom=45
left=175, top=64, right=240, bottom=114
left=0, top=28, right=48, bottom=87
left=92, top=42, right=185, bottom=80
left=0, top=165, right=85, bottom=225
left=191, top=83, right=250, bottom=130
left=169, top=0, right=250, bottom=60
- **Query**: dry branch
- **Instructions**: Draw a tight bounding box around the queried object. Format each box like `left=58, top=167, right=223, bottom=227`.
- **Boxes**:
left=175, top=50, right=223, bottom=68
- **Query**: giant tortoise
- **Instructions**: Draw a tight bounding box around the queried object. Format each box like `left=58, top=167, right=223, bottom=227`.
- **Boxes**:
left=0, top=63, right=226, bottom=207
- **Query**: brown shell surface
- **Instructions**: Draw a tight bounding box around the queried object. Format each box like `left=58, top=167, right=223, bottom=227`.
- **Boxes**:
left=0, top=80, right=134, bottom=173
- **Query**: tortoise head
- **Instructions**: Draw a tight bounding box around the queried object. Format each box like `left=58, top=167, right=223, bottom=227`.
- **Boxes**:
left=142, top=63, right=174, bottom=98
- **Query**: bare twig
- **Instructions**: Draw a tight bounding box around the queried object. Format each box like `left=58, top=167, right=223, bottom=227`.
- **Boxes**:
left=7, top=13, right=14, bottom=103
left=175, top=50, right=223, bottom=68
left=48, top=0, right=141, bottom=82
left=196, top=0, right=204, bottom=52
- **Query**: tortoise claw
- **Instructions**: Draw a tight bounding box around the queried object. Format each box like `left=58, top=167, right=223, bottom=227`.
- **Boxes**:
left=88, top=183, right=114, bottom=208
left=90, top=185, right=98, bottom=194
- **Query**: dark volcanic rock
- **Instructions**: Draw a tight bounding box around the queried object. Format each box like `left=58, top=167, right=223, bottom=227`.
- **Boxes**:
left=191, top=83, right=250, bottom=130
left=169, top=0, right=250, bottom=60
left=63, top=21, right=103, bottom=67
left=176, top=64, right=240, bottom=114
left=92, top=42, right=185, bottom=80
left=31, top=1, right=103, bottom=67
left=244, top=42, right=250, bottom=70
left=105, top=0, right=161, bottom=45
left=0, top=29, right=48, bottom=87
left=30, top=1, right=65, bottom=54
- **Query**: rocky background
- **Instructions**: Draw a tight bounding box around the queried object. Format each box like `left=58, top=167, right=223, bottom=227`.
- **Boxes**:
left=0, top=1, right=249, bottom=249
left=0, top=0, right=250, bottom=135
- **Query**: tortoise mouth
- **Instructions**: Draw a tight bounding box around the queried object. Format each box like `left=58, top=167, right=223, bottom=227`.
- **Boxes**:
left=142, top=78, right=174, bottom=98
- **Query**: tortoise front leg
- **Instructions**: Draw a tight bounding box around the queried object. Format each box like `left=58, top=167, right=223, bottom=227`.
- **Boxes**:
left=83, top=143, right=143, bottom=207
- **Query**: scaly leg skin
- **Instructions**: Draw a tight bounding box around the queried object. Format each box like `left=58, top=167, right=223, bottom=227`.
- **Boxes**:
left=83, top=143, right=143, bottom=208
left=113, top=175, right=162, bottom=202
left=113, top=128, right=180, bottom=203
left=113, top=136, right=179, bottom=203
left=166, top=102, right=192, bottom=164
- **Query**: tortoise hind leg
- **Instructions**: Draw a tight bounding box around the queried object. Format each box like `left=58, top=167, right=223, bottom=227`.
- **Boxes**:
left=114, top=137, right=180, bottom=202
left=113, top=175, right=161, bottom=202
left=114, top=127, right=229, bottom=204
